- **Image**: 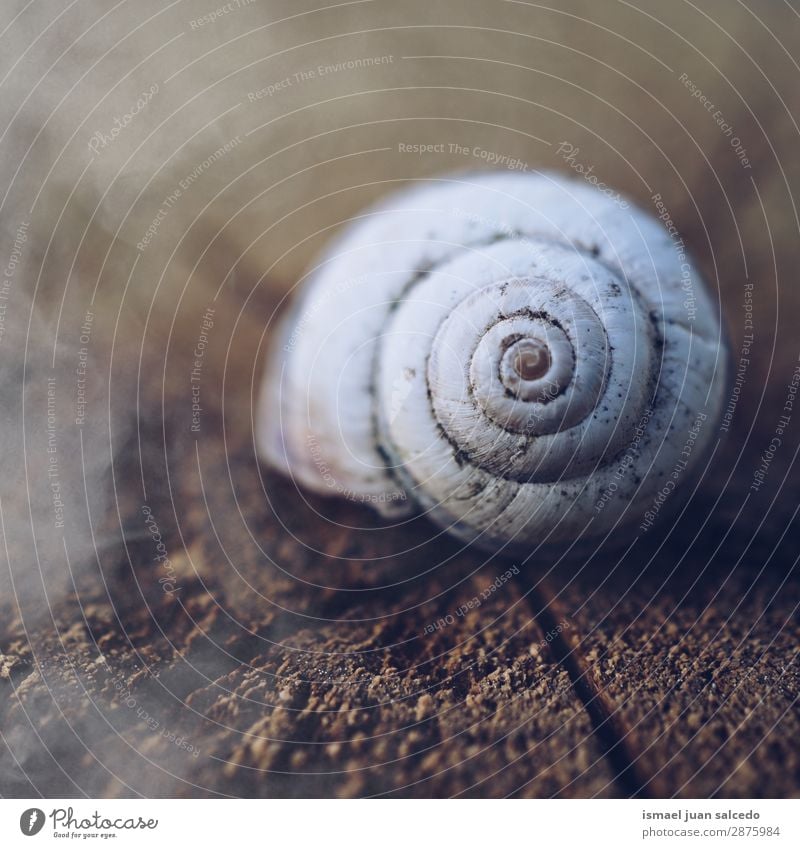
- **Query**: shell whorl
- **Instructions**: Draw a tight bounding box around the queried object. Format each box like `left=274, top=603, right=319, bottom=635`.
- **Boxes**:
left=259, top=171, right=726, bottom=551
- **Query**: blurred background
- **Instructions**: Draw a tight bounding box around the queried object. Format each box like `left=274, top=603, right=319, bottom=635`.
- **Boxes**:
left=0, top=0, right=798, bottom=798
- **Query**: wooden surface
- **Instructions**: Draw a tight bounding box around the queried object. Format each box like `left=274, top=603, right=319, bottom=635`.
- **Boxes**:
left=1, top=0, right=799, bottom=798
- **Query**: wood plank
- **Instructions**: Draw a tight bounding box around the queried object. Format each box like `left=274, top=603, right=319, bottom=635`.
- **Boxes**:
left=0, top=428, right=619, bottom=797
left=539, top=519, right=800, bottom=798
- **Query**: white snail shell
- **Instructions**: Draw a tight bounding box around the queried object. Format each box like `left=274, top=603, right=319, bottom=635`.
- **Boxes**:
left=258, top=172, right=727, bottom=552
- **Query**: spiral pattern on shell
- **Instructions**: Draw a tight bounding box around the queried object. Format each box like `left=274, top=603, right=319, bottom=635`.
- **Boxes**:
left=259, top=171, right=727, bottom=552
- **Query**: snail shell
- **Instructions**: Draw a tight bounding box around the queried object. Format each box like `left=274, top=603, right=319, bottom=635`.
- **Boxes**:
left=258, top=172, right=727, bottom=552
